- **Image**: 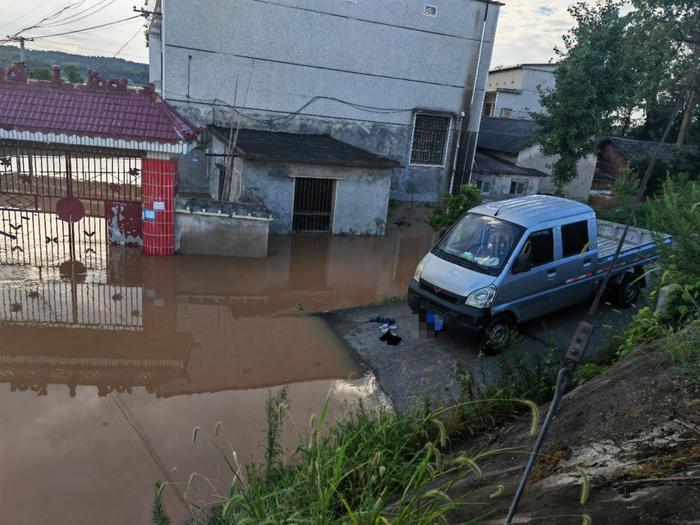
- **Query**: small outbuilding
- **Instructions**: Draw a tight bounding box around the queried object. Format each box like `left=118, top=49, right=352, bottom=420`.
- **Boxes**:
left=207, top=127, right=400, bottom=235
left=472, top=152, right=547, bottom=201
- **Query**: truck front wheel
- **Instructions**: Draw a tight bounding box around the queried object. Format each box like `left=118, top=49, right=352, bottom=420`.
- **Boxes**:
left=481, top=315, right=516, bottom=354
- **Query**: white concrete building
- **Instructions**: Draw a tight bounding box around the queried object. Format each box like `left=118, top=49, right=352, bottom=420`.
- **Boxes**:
left=147, top=0, right=502, bottom=236
left=483, top=63, right=556, bottom=120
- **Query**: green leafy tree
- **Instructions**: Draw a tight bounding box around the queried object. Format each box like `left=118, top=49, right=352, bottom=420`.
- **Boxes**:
left=535, top=0, right=700, bottom=189
left=30, top=67, right=52, bottom=80
left=62, top=63, right=84, bottom=84
left=534, top=0, right=635, bottom=190
left=426, top=184, right=482, bottom=231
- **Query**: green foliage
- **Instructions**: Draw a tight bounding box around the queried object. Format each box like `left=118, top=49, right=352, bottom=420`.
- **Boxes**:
left=186, top=395, right=527, bottom=525
left=426, top=184, right=482, bottom=231
left=151, top=482, right=171, bottom=525
left=534, top=0, right=635, bottom=188
left=0, top=45, right=148, bottom=85
left=574, top=363, right=610, bottom=384
left=264, top=387, right=288, bottom=475
left=534, top=0, right=700, bottom=187
left=30, top=67, right=52, bottom=80
left=62, top=63, right=84, bottom=84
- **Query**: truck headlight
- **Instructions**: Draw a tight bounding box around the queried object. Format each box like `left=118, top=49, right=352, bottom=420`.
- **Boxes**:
left=413, top=256, right=427, bottom=282
left=465, top=285, right=497, bottom=308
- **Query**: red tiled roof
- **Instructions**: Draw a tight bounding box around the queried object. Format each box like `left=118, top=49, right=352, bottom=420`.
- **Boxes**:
left=0, top=63, right=200, bottom=145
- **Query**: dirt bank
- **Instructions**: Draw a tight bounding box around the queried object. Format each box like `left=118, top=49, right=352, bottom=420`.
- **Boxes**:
left=444, top=344, right=700, bottom=524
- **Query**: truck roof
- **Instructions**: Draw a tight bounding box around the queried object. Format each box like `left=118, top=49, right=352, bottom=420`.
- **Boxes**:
left=471, top=195, right=593, bottom=227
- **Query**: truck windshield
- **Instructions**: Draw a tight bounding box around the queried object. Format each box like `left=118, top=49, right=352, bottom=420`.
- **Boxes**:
left=434, top=213, right=524, bottom=275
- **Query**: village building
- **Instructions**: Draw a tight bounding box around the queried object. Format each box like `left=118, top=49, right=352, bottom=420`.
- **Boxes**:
left=594, top=135, right=699, bottom=189
left=476, top=116, right=596, bottom=201
left=483, top=63, right=556, bottom=120
left=148, top=0, right=502, bottom=235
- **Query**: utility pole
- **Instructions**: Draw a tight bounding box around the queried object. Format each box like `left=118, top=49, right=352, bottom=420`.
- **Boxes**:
left=5, top=36, right=34, bottom=62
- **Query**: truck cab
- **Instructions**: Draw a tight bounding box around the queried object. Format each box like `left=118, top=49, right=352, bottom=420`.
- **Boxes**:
left=408, top=195, right=666, bottom=351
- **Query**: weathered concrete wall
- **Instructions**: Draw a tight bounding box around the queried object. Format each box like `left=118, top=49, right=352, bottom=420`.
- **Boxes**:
left=175, top=211, right=270, bottom=258
left=517, top=145, right=596, bottom=201
left=242, top=160, right=392, bottom=235
left=488, top=66, right=555, bottom=120
left=474, top=173, right=541, bottom=201
left=154, top=0, right=500, bottom=202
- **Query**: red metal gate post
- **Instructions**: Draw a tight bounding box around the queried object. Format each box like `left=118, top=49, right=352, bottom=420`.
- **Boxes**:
left=141, top=157, right=177, bottom=256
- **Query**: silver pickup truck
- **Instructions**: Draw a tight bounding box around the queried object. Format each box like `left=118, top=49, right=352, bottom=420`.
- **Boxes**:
left=408, top=195, right=671, bottom=351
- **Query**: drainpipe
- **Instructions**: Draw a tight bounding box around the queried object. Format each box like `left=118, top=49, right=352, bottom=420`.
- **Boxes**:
left=447, top=112, right=465, bottom=195
left=459, top=0, right=490, bottom=190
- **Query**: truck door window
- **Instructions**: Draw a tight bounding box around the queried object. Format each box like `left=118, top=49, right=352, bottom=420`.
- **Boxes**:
left=526, top=228, right=554, bottom=266
left=562, top=220, right=589, bottom=257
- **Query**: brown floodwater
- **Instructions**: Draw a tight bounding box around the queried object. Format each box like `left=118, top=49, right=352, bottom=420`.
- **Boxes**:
left=0, top=205, right=436, bottom=524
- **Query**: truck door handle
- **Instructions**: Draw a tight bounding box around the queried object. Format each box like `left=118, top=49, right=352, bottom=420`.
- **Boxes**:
left=547, top=269, right=557, bottom=280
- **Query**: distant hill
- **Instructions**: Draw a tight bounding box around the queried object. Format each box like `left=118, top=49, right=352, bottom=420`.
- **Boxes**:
left=0, top=45, right=149, bottom=86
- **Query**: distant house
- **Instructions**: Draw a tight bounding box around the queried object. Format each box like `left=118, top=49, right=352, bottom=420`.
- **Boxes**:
left=483, top=63, right=556, bottom=120
left=595, top=136, right=699, bottom=189
left=148, top=0, right=502, bottom=235
left=476, top=117, right=596, bottom=201
left=472, top=152, right=547, bottom=200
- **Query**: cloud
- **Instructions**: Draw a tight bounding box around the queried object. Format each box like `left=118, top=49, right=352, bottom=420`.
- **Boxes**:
left=535, top=6, right=557, bottom=16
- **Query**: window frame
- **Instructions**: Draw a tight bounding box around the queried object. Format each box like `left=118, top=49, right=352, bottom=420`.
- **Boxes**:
left=408, top=113, right=452, bottom=167
left=509, top=177, right=529, bottom=196
left=517, top=228, right=555, bottom=270
left=474, top=175, right=494, bottom=196
left=561, top=220, right=591, bottom=259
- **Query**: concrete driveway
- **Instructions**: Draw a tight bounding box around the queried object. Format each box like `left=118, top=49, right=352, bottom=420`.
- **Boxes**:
left=322, top=295, right=642, bottom=412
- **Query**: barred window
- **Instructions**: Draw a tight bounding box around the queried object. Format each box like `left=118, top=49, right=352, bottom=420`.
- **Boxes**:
left=475, top=176, right=493, bottom=196
left=410, top=114, right=450, bottom=165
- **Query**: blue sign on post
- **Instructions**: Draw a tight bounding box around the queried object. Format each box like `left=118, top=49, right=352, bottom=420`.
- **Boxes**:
left=143, top=209, right=156, bottom=221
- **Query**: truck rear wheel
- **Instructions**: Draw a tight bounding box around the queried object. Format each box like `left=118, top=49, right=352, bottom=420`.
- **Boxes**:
left=610, top=273, right=641, bottom=308
left=481, top=315, right=515, bottom=354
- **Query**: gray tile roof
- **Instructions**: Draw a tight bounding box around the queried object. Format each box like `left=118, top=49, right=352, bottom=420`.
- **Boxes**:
left=473, top=152, right=547, bottom=177
left=210, top=127, right=400, bottom=169
left=477, top=117, right=539, bottom=154
left=601, top=136, right=698, bottom=169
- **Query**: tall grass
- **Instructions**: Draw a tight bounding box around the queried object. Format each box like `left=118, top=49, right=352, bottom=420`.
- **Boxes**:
left=160, top=390, right=538, bottom=525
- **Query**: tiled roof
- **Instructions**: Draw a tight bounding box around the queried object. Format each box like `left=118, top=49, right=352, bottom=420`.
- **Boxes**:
left=478, top=117, right=539, bottom=154
left=600, top=136, right=699, bottom=169
left=0, top=62, right=200, bottom=145
left=210, top=127, right=401, bottom=169
left=473, top=152, right=547, bottom=177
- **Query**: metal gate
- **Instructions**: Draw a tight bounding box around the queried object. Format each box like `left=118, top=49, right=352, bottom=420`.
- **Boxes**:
left=292, top=177, right=334, bottom=232
left=0, top=142, right=142, bottom=271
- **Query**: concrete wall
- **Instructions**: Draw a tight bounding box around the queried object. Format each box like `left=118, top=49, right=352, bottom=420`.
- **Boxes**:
left=488, top=66, right=555, bottom=120
left=175, top=211, right=271, bottom=257
left=153, top=0, right=500, bottom=202
left=242, top=160, right=392, bottom=235
left=473, top=173, right=541, bottom=201
left=177, top=148, right=208, bottom=194
left=517, top=145, right=596, bottom=201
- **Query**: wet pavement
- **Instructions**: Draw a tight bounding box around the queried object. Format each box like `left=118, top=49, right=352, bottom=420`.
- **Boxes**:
left=0, top=205, right=437, bottom=525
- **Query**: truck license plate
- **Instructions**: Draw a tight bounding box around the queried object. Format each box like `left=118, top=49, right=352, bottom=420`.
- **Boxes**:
left=427, top=311, right=444, bottom=331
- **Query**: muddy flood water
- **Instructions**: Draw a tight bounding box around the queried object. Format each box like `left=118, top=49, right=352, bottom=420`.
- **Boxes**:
left=0, top=205, right=436, bottom=524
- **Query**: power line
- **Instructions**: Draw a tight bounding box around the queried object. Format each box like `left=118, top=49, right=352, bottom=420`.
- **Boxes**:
left=0, top=0, right=55, bottom=31
left=21, top=14, right=143, bottom=40
left=113, top=25, right=144, bottom=58
left=10, top=1, right=85, bottom=38
left=41, top=0, right=118, bottom=28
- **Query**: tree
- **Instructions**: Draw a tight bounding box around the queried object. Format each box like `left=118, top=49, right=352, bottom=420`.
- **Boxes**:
left=535, top=0, right=700, bottom=188
left=534, top=0, right=636, bottom=189
left=62, top=63, right=84, bottom=84
left=426, top=184, right=482, bottom=230
left=30, top=67, right=52, bottom=80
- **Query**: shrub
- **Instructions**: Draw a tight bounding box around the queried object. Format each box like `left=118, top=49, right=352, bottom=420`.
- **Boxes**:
left=426, top=184, right=482, bottom=231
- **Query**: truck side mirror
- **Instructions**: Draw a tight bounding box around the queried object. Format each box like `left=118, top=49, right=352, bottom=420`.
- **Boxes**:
left=513, top=252, right=532, bottom=274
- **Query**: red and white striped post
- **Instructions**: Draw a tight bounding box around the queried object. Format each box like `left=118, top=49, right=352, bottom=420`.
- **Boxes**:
left=141, top=157, right=177, bottom=256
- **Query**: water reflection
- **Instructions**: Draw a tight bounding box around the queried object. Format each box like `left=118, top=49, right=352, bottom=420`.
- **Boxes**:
left=0, top=205, right=435, bottom=524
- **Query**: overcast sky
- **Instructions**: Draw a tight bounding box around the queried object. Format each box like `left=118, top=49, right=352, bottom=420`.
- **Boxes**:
left=0, top=0, right=580, bottom=67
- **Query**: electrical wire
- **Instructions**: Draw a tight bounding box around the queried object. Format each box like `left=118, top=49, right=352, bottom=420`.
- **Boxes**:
left=504, top=83, right=692, bottom=524
left=40, top=0, right=118, bottom=28
left=112, top=25, right=144, bottom=58
left=22, top=15, right=143, bottom=40
left=9, top=1, right=86, bottom=38
left=0, top=0, right=55, bottom=31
